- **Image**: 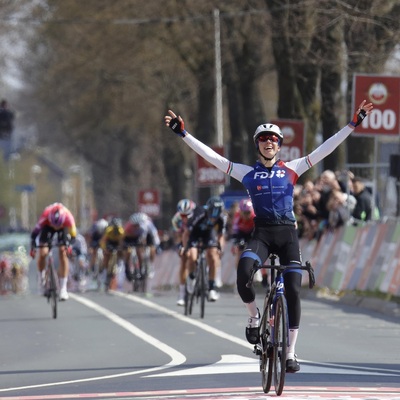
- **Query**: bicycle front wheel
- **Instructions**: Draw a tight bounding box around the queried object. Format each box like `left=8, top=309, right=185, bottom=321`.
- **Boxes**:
left=273, top=295, right=288, bottom=396
left=261, top=294, right=273, bottom=393
left=49, top=266, right=58, bottom=319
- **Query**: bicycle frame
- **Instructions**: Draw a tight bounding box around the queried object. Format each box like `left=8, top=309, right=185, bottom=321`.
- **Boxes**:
left=37, top=244, right=61, bottom=319
left=130, top=245, right=150, bottom=293
left=247, top=255, right=315, bottom=396
left=104, top=246, right=119, bottom=292
left=185, top=241, right=209, bottom=318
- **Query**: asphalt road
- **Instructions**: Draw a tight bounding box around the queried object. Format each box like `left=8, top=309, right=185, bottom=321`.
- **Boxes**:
left=0, top=263, right=399, bottom=400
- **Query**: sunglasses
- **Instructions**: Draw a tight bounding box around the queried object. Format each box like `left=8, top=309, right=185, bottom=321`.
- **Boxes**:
left=257, top=134, right=280, bottom=143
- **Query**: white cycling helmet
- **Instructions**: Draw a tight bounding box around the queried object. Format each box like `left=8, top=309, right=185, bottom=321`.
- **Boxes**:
left=129, top=212, right=148, bottom=225
left=177, top=199, right=196, bottom=216
left=253, top=123, right=283, bottom=146
left=96, top=218, right=108, bottom=233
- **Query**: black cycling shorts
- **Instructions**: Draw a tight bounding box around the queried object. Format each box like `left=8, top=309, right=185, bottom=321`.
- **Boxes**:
left=38, top=226, right=68, bottom=245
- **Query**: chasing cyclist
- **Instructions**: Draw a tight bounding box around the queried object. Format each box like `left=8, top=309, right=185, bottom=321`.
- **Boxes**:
left=100, top=217, right=124, bottom=290
left=30, top=202, right=76, bottom=301
left=171, top=198, right=197, bottom=306
left=165, top=100, right=373, bottom=372
left=123, top=212, right=161, bottom=282
left=88, top=218, right=108, bottom=275
left=182, top=196, right=226, bottom=302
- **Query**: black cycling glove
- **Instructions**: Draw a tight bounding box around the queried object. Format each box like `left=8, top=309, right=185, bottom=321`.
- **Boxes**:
left=169, top=117, right=186, bottom=137
left=350, top=108, right=367, bottom=127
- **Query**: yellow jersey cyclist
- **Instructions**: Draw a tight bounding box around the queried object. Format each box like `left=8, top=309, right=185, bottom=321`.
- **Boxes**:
left=100, top=217, right=125, bottom=287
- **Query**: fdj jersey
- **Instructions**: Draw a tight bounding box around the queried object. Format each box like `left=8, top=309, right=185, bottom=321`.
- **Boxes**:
left=242, top=160, right=298, bottom=225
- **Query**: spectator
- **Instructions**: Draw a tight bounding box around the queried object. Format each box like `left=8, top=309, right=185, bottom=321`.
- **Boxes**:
left=326, top=189, right=351, bottom=230
left=315, top=170, right=342, bottom=223
left=351, top=176, right=372, bottom=222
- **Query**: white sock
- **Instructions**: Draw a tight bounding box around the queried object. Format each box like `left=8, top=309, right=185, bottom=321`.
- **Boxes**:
left=245, top=301, right=259, bottom=318
left=287, top=328, right=299, bottom=359
left=60, top=277, right=68, bottom=291
left=179, top=284, right=185, bottom=297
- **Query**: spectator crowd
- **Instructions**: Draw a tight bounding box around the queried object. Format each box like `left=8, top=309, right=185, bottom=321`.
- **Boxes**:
left=293, top=169, right=375, bottom=240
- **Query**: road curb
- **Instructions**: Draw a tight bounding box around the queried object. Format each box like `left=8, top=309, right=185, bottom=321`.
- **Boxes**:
left=301, top=287, right=400, bottom=319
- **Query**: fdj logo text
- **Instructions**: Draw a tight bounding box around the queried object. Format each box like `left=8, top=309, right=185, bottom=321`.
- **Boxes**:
left=254, top=170, right=285, bottom=179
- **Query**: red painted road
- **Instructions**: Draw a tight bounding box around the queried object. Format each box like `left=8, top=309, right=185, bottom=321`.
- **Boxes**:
left=0, top=386, right=399, bottom=400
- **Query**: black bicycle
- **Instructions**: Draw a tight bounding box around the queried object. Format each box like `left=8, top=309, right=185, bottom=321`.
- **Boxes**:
left=184, top=241, right=209, bottom=318
left=104, top=245, right=120, bottom=292
left=247, top=254, right=315, bottom=396
left=36, top=244, right=60, bottom=319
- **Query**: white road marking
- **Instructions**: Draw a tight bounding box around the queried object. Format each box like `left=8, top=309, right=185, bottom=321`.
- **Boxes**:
left=112, top=290, right=253, bottom=349
left=0, top=293, right=186, bottom=393
left=147, top=353, right=400, bottom=378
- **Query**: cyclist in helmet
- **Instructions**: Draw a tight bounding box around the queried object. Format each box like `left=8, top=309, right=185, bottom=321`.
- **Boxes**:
left=88, top=218, right=108, bottom=275
left=123, top=212, right=160, bottom=283
left=231, top=198, right=255, bottom=254
left=171, top=198, right=196, bottom=306
left=165, top=100, right=373, bottom=372
left=230, top=198, right=269, bottom=292
left=181, top=196, right=227, bottom=302
left=100, top=217, right=125, bottom=290
left=30, top=202, right=76, bottom=301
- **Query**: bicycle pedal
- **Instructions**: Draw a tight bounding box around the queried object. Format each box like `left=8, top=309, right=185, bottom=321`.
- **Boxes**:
left=253, top=344, right=262, bottom=356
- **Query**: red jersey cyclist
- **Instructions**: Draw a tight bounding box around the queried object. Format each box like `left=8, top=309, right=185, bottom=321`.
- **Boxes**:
left=171, top=198, right=196, bottom=306
left=30, top=202, right=76, bottom=301
left=231, top=198, right=269, bottom=291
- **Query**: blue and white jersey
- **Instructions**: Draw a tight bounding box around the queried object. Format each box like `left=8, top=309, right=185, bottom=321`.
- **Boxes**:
left=180, top=124, right=355, bottom=225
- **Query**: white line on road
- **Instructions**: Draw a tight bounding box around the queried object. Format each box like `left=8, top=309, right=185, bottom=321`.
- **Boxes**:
left=0, top=293, right=186, bottom=393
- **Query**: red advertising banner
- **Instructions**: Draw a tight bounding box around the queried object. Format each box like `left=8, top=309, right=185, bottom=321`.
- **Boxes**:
left=270, top=119, right=305, bottom=161
left=352, top=74, right=400, bottom=136
left=196, top=146, right=226, bottom=187
left=137, top=189, right=160, bottom=217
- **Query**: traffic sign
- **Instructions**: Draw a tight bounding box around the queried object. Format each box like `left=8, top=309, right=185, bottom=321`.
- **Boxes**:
left=352, top=74, right=400, bottom=136
left=137, top=189, right=160, bottom=217
left=270, top=119, right=305, bottom=161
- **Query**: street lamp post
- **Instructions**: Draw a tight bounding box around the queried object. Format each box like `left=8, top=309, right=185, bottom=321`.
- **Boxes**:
left=69, top=164, right=86, bottom=230
left=30, top=165, right=42, bottom=228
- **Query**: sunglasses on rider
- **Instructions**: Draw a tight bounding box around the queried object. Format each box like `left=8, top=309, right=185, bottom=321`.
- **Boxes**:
left=257, top=134, right=280, bottom=144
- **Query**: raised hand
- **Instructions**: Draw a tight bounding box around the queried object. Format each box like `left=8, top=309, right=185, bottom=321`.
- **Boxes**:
left=350, top=100, right=374, bottom=127
left=164, top=110, right=187, bottom=137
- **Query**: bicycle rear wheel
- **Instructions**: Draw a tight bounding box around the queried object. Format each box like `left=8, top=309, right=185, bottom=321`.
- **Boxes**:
left=273, top=295, right=288, bottom=395
left=105, top=252, right=118, bottom=292
left=261, top=295, right=273, bottom=393
left=49, top=266, right=58, bottom=319
left=139, top=261, right=148, bottom=293
left=186, top=285, right=195, bottom=315
left=199, top=258, right=207, bottom=319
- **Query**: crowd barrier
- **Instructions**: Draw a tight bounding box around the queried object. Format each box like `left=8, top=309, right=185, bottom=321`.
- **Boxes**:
left=151, top=222, right=400, bottom=297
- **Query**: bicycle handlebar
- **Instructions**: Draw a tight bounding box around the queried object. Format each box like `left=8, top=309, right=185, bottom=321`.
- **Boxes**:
left=246, top=260, right=316, bottom=289
left=34, top=243, right=69, bottom=248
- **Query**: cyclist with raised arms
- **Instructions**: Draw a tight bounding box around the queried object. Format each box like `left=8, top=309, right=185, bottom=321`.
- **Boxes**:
left=171, top=198, right=197, bottom=306
left=182, top=196, right=227, bottom=302
left=165, top=100, right=373, bottom=372
left=30, top=202, right=76, bottom=301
